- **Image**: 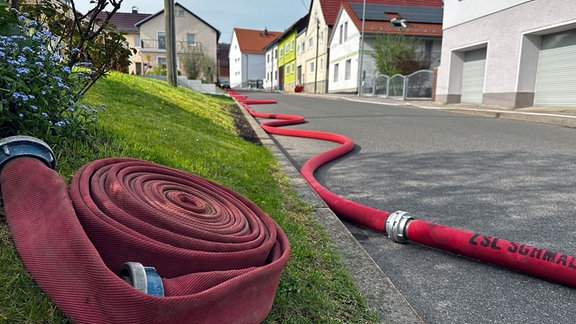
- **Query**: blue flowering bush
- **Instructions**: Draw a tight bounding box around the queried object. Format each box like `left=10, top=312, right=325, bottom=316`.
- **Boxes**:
left=0, top=10, right=100, bottom=144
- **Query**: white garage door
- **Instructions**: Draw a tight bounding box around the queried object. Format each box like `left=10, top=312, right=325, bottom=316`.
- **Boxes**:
left=534, top=30, right=576, bottom=107
left=461, top=48, right=487, bottom=104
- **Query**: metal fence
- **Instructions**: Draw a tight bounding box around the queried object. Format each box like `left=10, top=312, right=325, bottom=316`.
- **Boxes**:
left=362, top=69, right=434, bottom=100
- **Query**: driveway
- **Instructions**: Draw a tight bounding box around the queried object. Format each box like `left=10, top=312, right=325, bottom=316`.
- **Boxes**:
left=240, top=91, right=576, bottom=324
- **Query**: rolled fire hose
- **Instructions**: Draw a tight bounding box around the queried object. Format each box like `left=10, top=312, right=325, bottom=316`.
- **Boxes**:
left=0, top=136, right=289, bottom=323
left=230, top=90, right=576, bottom=288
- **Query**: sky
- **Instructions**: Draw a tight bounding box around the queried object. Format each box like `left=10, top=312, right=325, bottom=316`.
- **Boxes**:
left=73, top=1, right=311, bottom=43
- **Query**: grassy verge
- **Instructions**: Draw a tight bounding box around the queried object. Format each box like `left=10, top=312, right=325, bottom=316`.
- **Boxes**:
left=0, top=72, right=378, bottom=323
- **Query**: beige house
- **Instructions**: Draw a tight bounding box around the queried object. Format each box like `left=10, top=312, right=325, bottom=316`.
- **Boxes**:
left=135, top=3, right=220, bottom=80
left=299, top=0, right=331, bottom=94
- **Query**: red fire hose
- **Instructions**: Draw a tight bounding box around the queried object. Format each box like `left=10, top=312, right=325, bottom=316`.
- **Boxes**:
left=230, top=90, right=576, bottom=288
left=0, top=136, right=289, bottom=323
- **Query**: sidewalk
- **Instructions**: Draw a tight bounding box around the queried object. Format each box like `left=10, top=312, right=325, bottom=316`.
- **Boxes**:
left=332, top=94, right=576, bottom=128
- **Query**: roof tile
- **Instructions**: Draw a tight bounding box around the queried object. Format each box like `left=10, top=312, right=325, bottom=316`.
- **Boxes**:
left=234, top=28, right=283, bottom=54
left=320, top=0, right=443, bottom=26
left=94, top=11, right=151, bottom=34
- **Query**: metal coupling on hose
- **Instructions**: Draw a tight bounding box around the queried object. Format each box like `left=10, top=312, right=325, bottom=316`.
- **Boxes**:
left=0, top=136, right=55, bottom=170
left=386, top=211, right=414, bottom=244
left=119, top=262, right=165, bottom=297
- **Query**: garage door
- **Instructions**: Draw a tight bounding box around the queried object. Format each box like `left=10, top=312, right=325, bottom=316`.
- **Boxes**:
left=534, top=30, right=576, bottom=107
left=461, top=48, right=487, bottom=104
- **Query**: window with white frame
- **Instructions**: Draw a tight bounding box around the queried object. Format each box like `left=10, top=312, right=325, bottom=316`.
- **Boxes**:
left=339, top=25, right=343, bottom=44
left=186, top=33, right=196, bottom=47
left=308, top=38, right=313, bottom=49
left=309, top=61, right=315, bottom=73
left=291, top=39, right=294, bottom=51
left=134, top=36, right=141, bottom=47
left=334, top=63, right=339, bottom=82
left=285, top=43, right=289, bottom=54
left=320, top=58, right=323, bottom=71
left=345, top=59, right=351, bottom=80
left=344, top=22, right=348, bottom=41
left=157, top=56, right=166, bottom=67
left=157, top=31, right=166, bottom=49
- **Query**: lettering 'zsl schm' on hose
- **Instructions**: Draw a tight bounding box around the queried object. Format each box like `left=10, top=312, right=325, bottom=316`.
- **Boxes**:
left=229, top=90, right=576, bottom=288
left=469, top=233, right=576, bottom=269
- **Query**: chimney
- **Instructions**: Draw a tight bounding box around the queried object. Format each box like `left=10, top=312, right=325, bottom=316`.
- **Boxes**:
left=132, top=6, right=138, bottom=14
left=264, top=28, right=268, bottom=36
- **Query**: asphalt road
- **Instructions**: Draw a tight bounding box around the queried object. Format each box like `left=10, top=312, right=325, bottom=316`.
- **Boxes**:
left=242, top=91, right=576, bottom=324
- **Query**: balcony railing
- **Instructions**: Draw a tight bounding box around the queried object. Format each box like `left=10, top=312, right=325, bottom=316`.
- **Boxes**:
left=140, top=39, right=203, bottom=54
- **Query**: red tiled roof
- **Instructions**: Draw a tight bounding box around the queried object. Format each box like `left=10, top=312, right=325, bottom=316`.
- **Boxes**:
left=94, top=11, right=151, bottom=34
left=320, top=0, right=443, bottom=26
left=234, top=28, right=283, bottom=54
left=342, top=2, right=443, bottom=36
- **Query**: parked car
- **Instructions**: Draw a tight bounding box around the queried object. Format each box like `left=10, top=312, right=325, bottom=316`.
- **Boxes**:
left=217, top=80, right=230, bottom=89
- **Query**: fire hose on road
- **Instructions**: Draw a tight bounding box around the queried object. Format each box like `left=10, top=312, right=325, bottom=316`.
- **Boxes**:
left=230, top=90, right=576, bottom=288
left=0, top=136, right=289, bottom=323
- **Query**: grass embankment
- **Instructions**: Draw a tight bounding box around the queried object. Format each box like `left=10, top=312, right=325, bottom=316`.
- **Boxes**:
left=0, top=72, right=378, bottom=323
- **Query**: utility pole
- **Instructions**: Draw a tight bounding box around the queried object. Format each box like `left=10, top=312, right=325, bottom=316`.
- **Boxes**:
left=165, top=0, right=178, bottom=86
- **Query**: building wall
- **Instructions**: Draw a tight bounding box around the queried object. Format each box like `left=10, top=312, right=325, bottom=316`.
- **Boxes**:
left=442, top=0, right=531, bottom=29
left=278, top=31, right=297, bottom=91
left=125, top=32, right=142, bottom=75
left=229, top=32, right=243, bottom=87
left=436, top=0, right=576, bottom=107
left=329, top=8, right=361, bottom=93
left=264, top=45, right=279, bottom=90
left=300, top=0, right=330, bottom=94
left=296, top=29, right=308, bottom=88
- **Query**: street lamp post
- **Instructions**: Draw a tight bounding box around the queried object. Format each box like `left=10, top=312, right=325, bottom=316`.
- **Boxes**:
left=357, top=0, right=366, bottom=96
left=314, top=13, right=320, bottom=94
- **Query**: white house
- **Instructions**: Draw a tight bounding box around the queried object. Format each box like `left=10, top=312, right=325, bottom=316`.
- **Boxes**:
left=328, top=2, right=443, bottom=94
left=263, top=42, right=279, bottom=90
left=436, top=0, right=576, bottom=108
left=229, top=28, right=282, bottom=88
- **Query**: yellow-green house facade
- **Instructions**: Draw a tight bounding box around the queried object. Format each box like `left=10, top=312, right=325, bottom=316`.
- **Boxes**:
left=277, top=31, right=297, bottom=91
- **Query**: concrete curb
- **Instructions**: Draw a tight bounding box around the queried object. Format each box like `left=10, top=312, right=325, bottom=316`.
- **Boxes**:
left=235, top=101, right=424, bottom=323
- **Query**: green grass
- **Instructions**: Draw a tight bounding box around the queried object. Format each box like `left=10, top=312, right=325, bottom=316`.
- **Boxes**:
left=0, top=72, right=378, bottom=323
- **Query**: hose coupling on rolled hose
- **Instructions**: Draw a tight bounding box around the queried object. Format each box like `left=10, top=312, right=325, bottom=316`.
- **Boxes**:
left=118, top=262, right=165, bottom=297
left=0, top=136, right=55, bottom=170
left=386, top=211, right=414, bottom=244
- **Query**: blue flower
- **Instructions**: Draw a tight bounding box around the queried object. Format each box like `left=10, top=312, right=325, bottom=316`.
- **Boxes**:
left=16, top=67, right=30, bottom=75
